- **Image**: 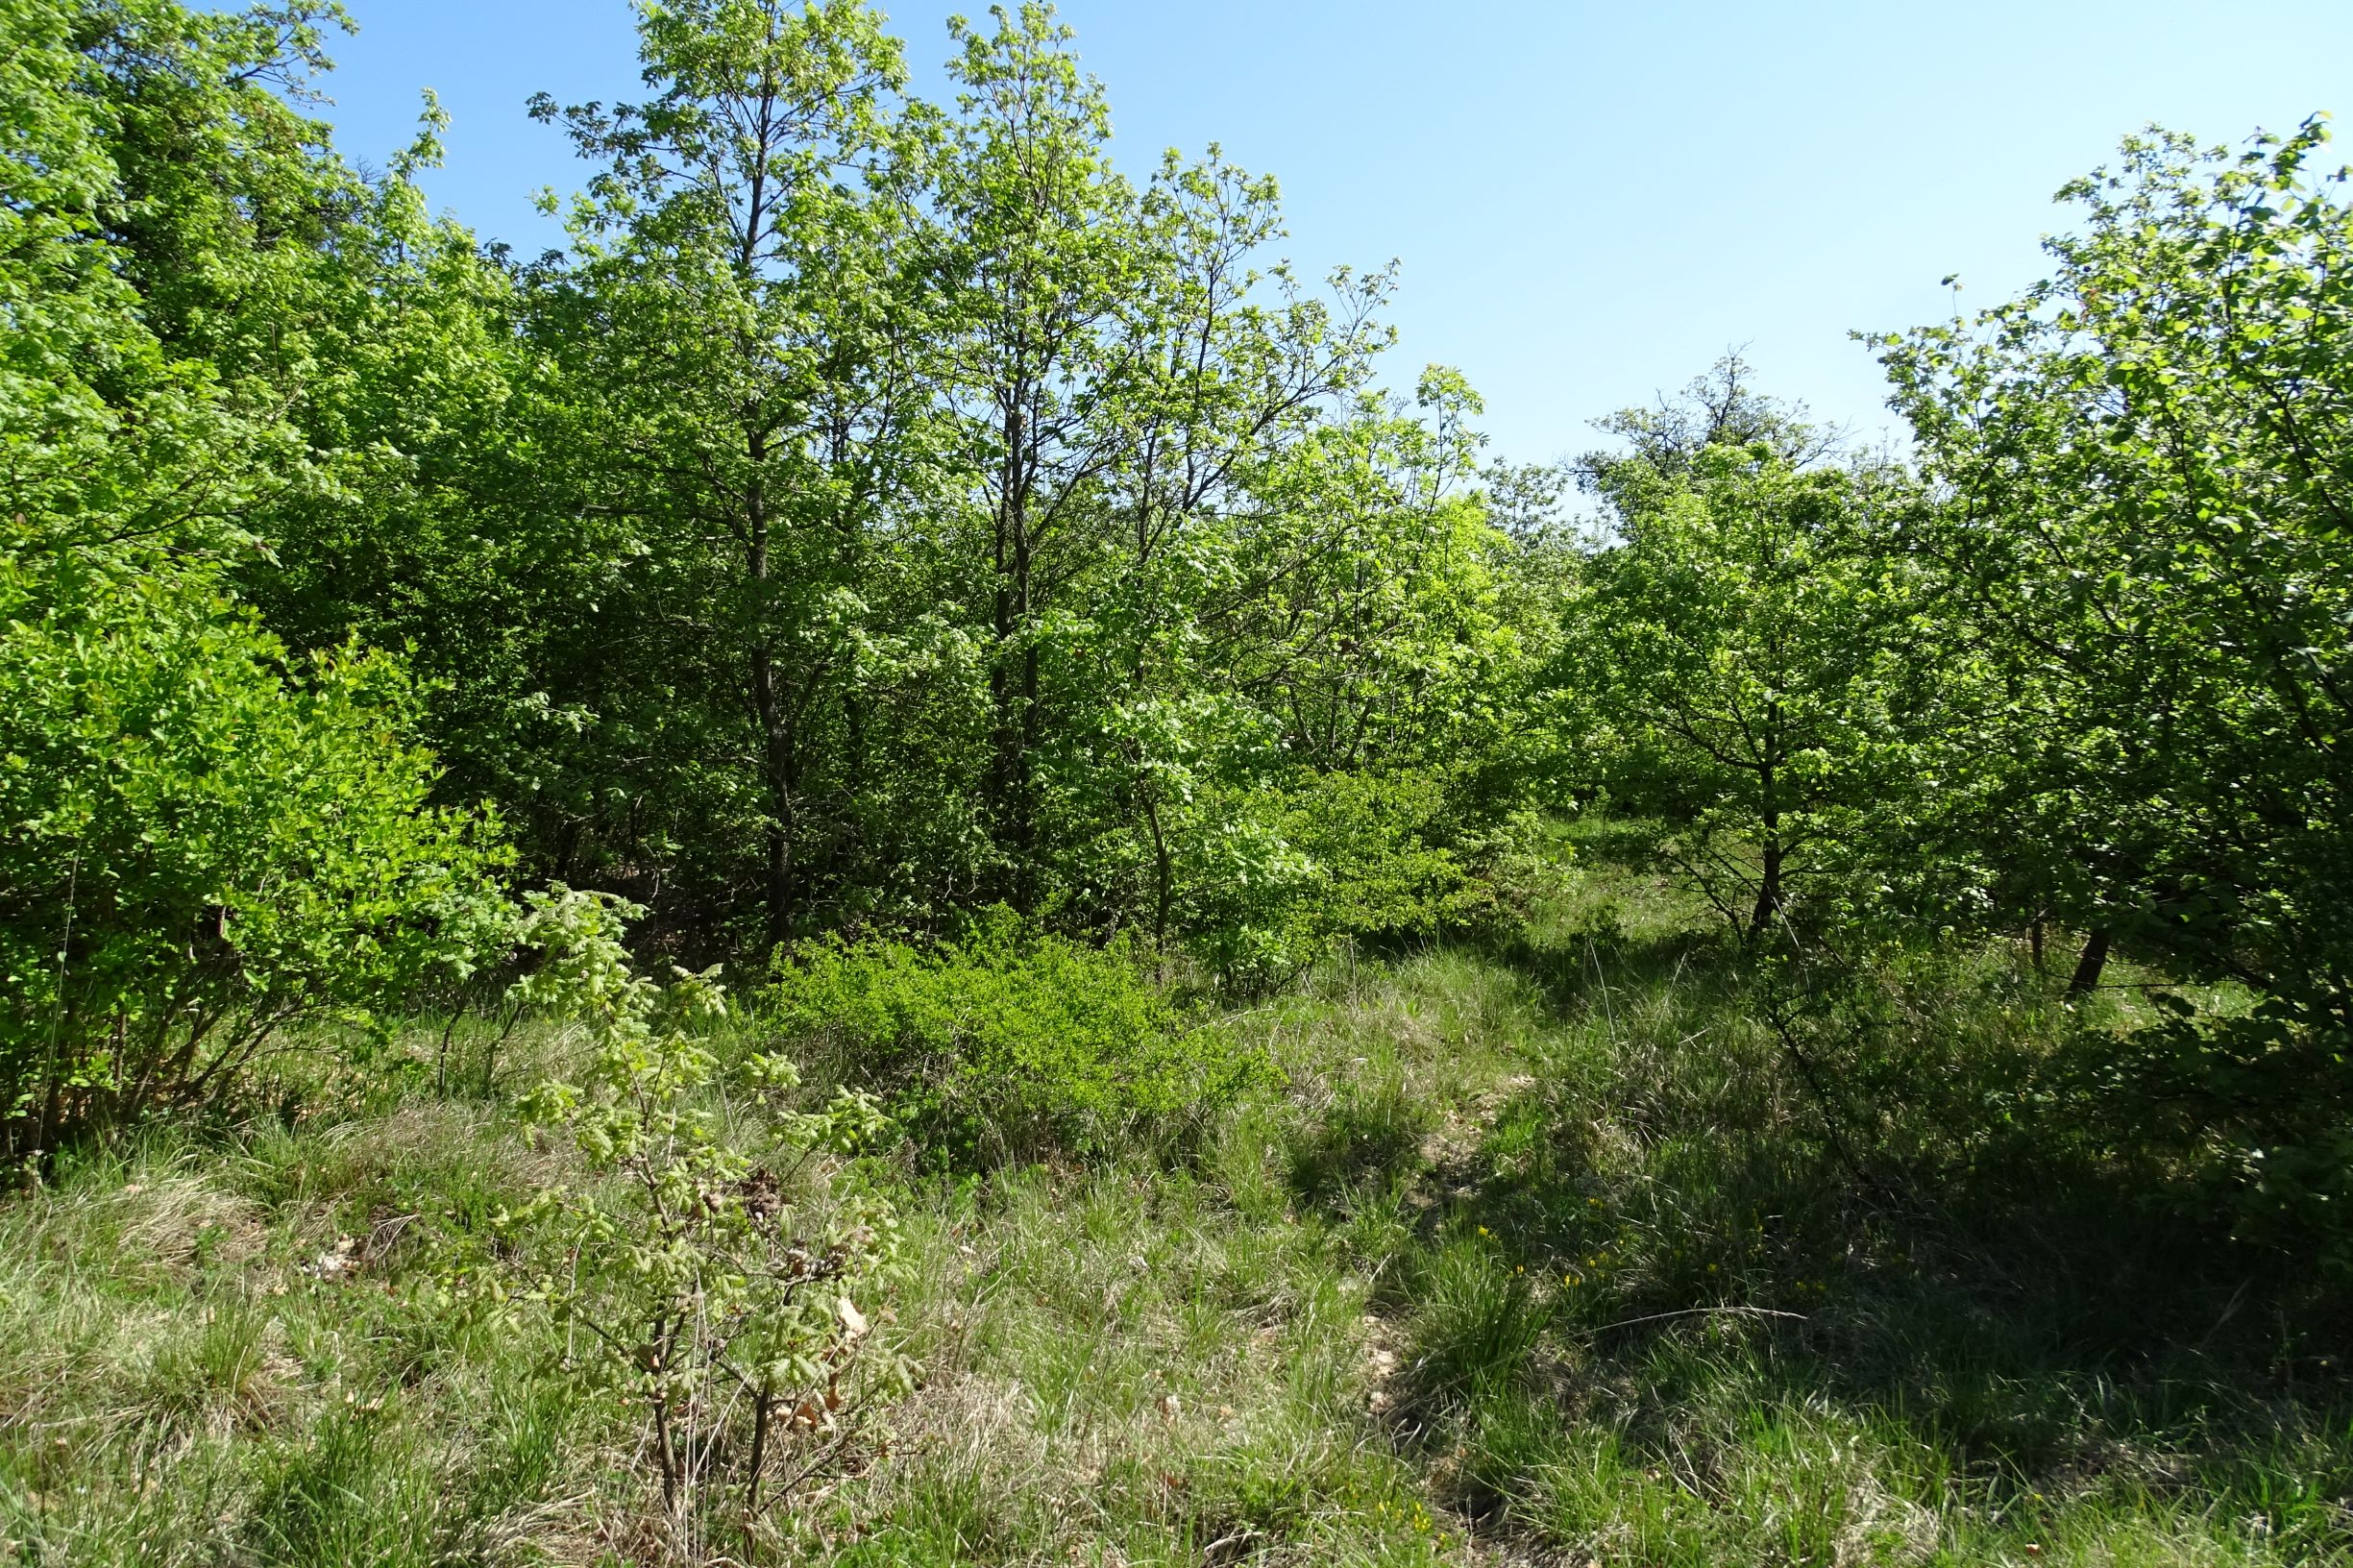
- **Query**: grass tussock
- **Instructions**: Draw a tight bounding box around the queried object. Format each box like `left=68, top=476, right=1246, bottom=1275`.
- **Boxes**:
left=0, top=825, right=2344, bottom=1564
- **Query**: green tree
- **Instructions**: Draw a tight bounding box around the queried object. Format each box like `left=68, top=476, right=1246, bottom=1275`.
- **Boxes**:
left=1180, top=371, right=1547, bottom=977
left=1878, top=119, right=2353, bottom=1249
left=928, top=2, right=1146, bottom=915
left=1557, top=382, right=1911, bottom=941
left=529, top=0, right=933, bottom=947
left=0, top=0, right=514, bottom=1153
left=503, top=889, right=906, bottom=1539
left=933, top=5, right=1512, bottom=963
left=0, top=544, right=511, bottom=1155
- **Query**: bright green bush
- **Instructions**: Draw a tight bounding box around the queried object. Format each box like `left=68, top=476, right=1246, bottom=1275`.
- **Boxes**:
left=0, top=1, right=514, bottom=1159
left=761, top=911, right=1268, bottom=1164
left=0, top=539, right=512, bottom=1157
left=1178, top=769, right=1547, bottom=993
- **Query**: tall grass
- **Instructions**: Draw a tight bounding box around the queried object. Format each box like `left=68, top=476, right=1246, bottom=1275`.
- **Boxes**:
left=0, top=824, right=2342, bottom=1562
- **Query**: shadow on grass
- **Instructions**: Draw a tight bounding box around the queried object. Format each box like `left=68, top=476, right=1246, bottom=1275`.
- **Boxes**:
left=1285, top=1071, right=1432, bottom=1213
left=1284, top=822, right=2353, bottom=1558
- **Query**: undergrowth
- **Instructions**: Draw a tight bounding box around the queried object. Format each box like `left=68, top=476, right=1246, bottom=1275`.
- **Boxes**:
left=0, top=822, right=2343, bottom=1564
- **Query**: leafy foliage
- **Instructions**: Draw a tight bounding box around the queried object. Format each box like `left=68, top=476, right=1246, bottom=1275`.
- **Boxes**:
left=1556, top=422, right=1914, bottom=941
left=3, top=2, right=2353, bottom=1552
left=0, top=539, right=509, bottom=1156
left=504, top=889, right=910, bottom=1541
left=0, top=0, right=512, bottom=1159
left=375, top=0, right=1547, bottom=968
left=1875, top=119, right=2353, bottom=1263
left=763, top=911, right=1268, bottom=1164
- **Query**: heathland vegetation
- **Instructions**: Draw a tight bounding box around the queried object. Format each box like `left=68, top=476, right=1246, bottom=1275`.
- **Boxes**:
left=3, top=2, right=2349, bottom=1561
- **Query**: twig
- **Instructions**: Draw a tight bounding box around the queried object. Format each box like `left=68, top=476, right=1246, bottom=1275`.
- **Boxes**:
left=1584, top=1305, right=1806, bottom=1335
left=1757, top=994, right=1877, bottom=1195
left=34, top=850, right=81, bottom=1164
left=2192, top=1277, right=2254, bottom=1355
left=434, top=1007, right=463, bottom=1098
left=1585, top=938, right=1619, bottom=1045
left=368, top=1211, right=424, bottom=1255
left=1755, top=905, right=1886, bottom=1199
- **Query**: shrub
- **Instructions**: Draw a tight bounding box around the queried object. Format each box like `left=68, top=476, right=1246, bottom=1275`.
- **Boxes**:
left=762, top=911, right=1268, bottom=1165
left=502, top=889, right=910, bottom=1542
left=2060, top=996, right=2353, bottom=1280
left=0, top=540, right=513, bottom=1159
left=1182, top=769, right=1545, bottom=993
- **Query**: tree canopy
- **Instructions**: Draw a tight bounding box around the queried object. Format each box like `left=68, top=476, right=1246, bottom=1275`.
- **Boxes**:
left=4, top=0, right=2351, bottom=1265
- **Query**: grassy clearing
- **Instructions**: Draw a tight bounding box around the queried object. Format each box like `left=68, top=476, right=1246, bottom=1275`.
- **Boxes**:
left=1, top=827, right=2345, bottom=1564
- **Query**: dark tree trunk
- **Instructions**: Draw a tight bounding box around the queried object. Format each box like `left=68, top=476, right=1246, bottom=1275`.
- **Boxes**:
left=2068, top=928, right=2113, bottom=995
left=1749, top=727, right=1782, bottom=942
left=744, top=1378, right=774, bottom=1516
left=1749, top=838, right=1783, bottom=940
left=1143, top=784, right=1172, bottom=955
left=752, top=659, right=798, bottom=949
left=1014, top=531, right=1039, bottom=914
left=990, top=399, right=1038, bottom=913
left=746, top=436, right=799, bottom=951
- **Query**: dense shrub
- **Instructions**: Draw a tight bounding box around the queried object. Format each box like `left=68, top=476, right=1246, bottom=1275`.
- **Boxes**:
left=0, top=0, right=514, bottom=1159
left=1877, top=122, right=2353, bottom=1264
left=761, top=911, right=1268, bottom=1164
left=0, top=541, right=512, bottom=1158
left=1181, top=770, right=1549, bottom=993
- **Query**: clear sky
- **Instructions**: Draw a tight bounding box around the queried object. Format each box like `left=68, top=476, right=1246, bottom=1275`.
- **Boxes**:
left=276, top=1, right=2353, bottom=465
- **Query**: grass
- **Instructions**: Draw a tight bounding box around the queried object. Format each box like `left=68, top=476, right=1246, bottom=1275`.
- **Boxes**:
left=0, top=821, right=2344, bottom=1564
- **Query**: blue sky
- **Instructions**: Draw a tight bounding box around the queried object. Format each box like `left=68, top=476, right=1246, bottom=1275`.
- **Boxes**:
left=285, top=1, right=2353, bottom=465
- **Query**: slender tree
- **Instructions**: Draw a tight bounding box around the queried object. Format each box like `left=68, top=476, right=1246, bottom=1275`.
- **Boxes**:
left=532, top=0, right=931, bottom=945
left=1558, top=386, right=1912, bottom=942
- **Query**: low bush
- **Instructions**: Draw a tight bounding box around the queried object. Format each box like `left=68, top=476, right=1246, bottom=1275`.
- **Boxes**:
left=1180, top=769, right=1549, bottom=993
left=761, top=911, right=1268, bottom=1166
left=499, top=889, right=911, bottom=1550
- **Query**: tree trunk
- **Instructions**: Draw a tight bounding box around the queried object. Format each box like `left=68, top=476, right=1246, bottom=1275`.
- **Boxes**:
left=650, top=1314, right=680, bottom=1515
left=752, top=648, right=797, bottom=949
left=1143, top=783, right=1172, bottom=956
left=1749, top=731, right=1781, bottom=942
left=991, top=399, right=1037, bottom=912
left=2068, top=928, right=2112, bottom=995
left=1749, top=838, right=1783, bottom=941
left=746, top=439, right=800, bottom=951
left=744, top=1378, right=774, bottom=1516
